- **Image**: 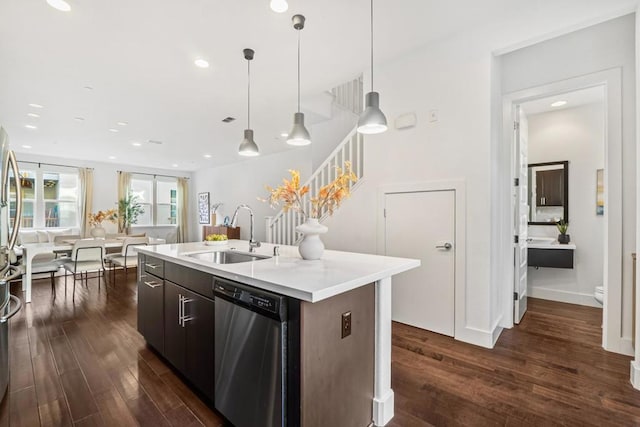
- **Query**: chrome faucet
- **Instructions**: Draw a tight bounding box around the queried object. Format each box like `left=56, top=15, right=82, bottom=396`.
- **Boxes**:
left=230, top=204, right=261, bottom=252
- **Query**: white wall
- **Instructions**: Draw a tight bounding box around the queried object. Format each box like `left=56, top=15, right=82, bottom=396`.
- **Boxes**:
left=14, top=152, right=191, bottom=242
left=501, top=14, right=636, bottom=340
left=526, top=103, right=605, bottom=307
left=189, top=147, right=312, bottom=243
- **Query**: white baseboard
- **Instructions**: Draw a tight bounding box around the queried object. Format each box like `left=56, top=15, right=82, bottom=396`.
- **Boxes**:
left=528, top=287, right=601, bottom=308
left=631, top=361, right=640, bottom=389
left=372, top=390, right=394, bottom=426
left=455, top=319, right=503, bottom=349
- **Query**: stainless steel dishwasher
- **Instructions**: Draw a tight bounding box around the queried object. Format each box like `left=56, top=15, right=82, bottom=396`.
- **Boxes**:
left=213, top=277, right=288, bottom=427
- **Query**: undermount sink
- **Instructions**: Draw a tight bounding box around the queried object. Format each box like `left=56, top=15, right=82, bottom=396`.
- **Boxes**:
left=186, top=250, right=271, bottom=264
left=526, top=237, right=556, bottom=244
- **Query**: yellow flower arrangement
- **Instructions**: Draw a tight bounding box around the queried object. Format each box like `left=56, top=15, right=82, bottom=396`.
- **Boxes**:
left=88, top=209, right=118, bottom=227
left=262, top=161, right=357, bottom=218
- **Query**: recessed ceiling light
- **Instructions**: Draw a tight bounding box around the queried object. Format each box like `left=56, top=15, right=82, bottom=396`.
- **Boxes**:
left=131, top=142, right=142, bottom=147
left=74, top=117, right=84, bottom=122
left=194, top=58, right=210, bottom=68
left=27, top=113, right=40, bottom=118
left=108, top=128, right=119, bottom=133
left=270, top=0, right=288, bottom=13
left=551, top=100, right=568, bottom=107
left=28, top=103, right=43, bottom=109
left=117, top=121, right=128, bottom=126
left=204, top=154, right=212, bottom=158
left=24, top=124, right=37, bottom=130
left=21, top=145, right=32, bottom=149
left=172, top=164, right=179, bottom=168
left=108, top=156, right=116, bottom=160
left=47, top=0, right=71, bottom=11
left=280, top=132, right=289, bottom=137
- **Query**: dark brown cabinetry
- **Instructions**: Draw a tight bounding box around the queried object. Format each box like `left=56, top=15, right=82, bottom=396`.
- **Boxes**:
left=536, top=169, right=564, bottom=206
left=137, top=255, right=165, bottom=353
left=528, top=248, right=574, bottom=269
left=202, top=226, right=240, bottom=241
left=164, top=280, right=215, bottom=400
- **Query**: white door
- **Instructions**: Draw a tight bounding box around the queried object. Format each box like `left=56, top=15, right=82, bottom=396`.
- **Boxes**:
left=385, top=190, right=455, bottom=336
left=514, top=106, right=528, bottom=323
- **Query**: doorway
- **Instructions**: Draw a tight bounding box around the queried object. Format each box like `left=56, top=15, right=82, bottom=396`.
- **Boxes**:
left=378, top=180, right=465, bottom=339
left=501, top=70, right=628, bottom=355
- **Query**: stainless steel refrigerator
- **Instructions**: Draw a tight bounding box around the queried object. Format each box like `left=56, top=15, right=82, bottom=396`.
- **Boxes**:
left=0, top=126, right=24, bottom=403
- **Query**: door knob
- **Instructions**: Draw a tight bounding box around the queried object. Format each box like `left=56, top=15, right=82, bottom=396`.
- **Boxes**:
left=435, top=242, right=453, bottom=250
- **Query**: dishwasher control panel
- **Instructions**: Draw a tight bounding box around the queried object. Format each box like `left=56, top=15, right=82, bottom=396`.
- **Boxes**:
left=213, top=280, right=282, bottom=318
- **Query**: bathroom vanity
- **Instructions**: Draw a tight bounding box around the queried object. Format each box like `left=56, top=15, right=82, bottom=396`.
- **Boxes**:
left=136, top=241, right=419, bottom=427
left=527, top=237, right=576, bottom=269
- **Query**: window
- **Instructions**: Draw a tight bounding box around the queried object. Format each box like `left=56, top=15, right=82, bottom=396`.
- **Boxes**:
left=10, top=166, right=80, bottom=229
left=130, top=175, right=177, bottom=226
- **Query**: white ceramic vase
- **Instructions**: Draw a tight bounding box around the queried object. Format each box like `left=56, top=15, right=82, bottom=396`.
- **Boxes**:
left=90, top=225, right=106, bottom=239
left=296, top=218, right=328, bottom=260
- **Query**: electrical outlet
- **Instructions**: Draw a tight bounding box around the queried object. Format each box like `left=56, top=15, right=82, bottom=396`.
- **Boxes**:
left=429, top=109, right=439, bottom=122
left=341, top=311, right=352, bottom=339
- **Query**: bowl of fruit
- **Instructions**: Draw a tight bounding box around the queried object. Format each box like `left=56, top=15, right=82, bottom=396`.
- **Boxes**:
left=204, top=234, right=229, bottom=246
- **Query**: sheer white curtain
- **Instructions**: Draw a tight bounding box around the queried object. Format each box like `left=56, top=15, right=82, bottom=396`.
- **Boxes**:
left=117, top=171, right=131, bottom=233
left=78, top=168, right=93, bottom=237
left=177, top=178, right=189, bottom=243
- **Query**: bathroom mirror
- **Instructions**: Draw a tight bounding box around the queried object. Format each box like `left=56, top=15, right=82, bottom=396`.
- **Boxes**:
left=528, top=161, right=569, bottom=225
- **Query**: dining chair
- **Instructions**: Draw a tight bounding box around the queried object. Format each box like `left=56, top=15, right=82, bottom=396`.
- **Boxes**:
left=60, top=239, right=106, bottom=301
left=105, top=236, right=149, bottom=284
left=53, top=234, right=81, bottom=259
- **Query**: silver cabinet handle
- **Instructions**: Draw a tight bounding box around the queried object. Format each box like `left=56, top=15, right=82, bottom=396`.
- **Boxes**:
left=435, top=243, right=453, bottom=250
left=181, top=298, right=195, bottom=326
left=4, top=151, right=22, bottom=251
left=146, top=263, right=159, bottom=269
left=0, top=295, right=21, bottom=323
left=178, top=294, right=183, bottom=327
left=144, top=281, right=162, bottom=288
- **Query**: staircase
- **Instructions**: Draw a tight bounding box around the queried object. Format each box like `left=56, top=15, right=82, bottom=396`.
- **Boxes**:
left=265, top=75, right=365, bottom=246
left=265, top=127, right=364, bottom=245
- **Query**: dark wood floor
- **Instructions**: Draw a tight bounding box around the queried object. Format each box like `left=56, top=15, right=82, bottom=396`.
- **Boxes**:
left=389, top=298, right=640, bottom=427
left=1, top=273, right=639, bottom=426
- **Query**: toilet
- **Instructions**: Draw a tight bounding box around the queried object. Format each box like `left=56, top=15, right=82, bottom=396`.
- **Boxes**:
left=594, top=286, right=604, bottom=305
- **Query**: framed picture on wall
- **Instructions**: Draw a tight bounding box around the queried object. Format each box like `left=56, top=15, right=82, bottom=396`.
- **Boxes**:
left=198, top=192, right=210, bottom=224
left=596, top=169, right=604, bottom=216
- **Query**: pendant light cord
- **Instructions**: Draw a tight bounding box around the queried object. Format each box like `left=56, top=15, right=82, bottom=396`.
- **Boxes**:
left=370, top=0, right=374, bottom=92
left=297, top=29, right=301, bottom=113
left=247, top=57, right=251, bottom=128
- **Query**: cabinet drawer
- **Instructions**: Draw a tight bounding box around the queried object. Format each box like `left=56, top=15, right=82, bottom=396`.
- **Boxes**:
left=528, top=248, right=574, bottom=269
left=144, top=256, right=165, bottom=278
left=165, top=262, right=214, bottom=299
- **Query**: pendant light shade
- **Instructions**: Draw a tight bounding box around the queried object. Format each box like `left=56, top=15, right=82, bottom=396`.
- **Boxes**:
left=239, top=48, right=260, bottom=157
left=287, top=15, right=311, bottom=147
left=239, top=129, right=259, bottom=156
left=357, top=91, right=387, bottom=134
left=358, top=0, right=387, bottom=135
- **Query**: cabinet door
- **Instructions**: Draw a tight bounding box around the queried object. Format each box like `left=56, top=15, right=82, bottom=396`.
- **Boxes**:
left=164, top=281, right=186, bottom=371
left=183, top=289, right=215, bottom=401
left=138, top=273, right=164, bottom=353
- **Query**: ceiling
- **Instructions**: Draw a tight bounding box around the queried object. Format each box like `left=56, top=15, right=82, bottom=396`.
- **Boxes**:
left=0, top=0, right=636, bottom=171
left=521, top=86, right=605, bottom=116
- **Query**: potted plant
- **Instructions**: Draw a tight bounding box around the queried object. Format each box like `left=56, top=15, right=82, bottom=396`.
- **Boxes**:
left=262, top=161, right=357, bottom=260
left=557, top=219, right=570, bottom=244
left=118, top=192, right=145, bottom=234
left=88, top=209, right=118, bottom=238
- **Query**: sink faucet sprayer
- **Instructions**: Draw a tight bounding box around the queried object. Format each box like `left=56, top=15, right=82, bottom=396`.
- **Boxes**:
left=230, top=204, right=261, bottom=252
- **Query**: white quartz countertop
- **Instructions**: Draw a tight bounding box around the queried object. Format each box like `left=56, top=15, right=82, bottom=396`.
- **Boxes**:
left=527, top=238, right=576, bottom=250
left=136, top=240, right=420, bottom=303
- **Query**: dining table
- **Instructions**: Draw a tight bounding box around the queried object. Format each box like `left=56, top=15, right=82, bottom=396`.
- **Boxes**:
left=17, top=237, right=166, bottom=303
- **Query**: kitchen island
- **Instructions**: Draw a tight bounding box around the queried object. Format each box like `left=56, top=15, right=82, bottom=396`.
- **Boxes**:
left=136, top=240, right=419, bottom=427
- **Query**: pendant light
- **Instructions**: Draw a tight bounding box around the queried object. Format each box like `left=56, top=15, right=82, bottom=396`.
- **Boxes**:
left=238, top=48, right=260, bottom=157
left=287, top=14, right=311, bottom=146
left=357, top=0, right=387, bottom=135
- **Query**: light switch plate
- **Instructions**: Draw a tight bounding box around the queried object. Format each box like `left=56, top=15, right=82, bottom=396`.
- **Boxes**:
left=341, top=311, right=352, bottom=339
